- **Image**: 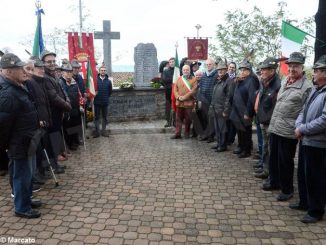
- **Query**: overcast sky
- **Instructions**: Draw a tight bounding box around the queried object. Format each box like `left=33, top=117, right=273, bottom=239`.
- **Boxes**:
left=0, top=0, right=319, bottom=66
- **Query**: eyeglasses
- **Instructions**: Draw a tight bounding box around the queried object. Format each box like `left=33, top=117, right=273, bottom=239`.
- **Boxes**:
left=45, top=60, right=56, bottom=64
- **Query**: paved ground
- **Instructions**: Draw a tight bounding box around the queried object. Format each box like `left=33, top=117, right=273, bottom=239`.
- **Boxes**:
left=0, top=121, right=325, bottom=245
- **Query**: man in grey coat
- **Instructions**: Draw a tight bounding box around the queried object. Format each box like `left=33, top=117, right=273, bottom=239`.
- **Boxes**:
left=294, top=55, right=326, bottom=223
left=264, top=52, right=312, bottom=202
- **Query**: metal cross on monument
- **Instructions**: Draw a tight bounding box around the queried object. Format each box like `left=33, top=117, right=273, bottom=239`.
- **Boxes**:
left=94, top=20, right=120, bottom=75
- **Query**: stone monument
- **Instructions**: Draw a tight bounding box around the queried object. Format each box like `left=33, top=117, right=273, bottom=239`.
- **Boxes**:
left=134, top=43, right=158, bottom=87
left=94, top=20, right=120, bottom=76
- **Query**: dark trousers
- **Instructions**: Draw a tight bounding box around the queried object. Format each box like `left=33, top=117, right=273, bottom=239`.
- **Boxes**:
left=0, top=149, right=9, bottom=171
left=270, top=134, right=297, bottom=194
left=165, top=89, right=172, bottom=123
left=175, top=107, right=192, bottom=136
left=303, top=145, right=326, bottom=219
left=237, top=125, right=252, bottom=154
left=94, top=105, right=108, bottom=133
left=268, top=133, right=281, bottom=187
left=214, top=113, right=227, bottom=148
left=226, top=120, right=237, bottom=145
left=297, top=142, right=308, bottom=207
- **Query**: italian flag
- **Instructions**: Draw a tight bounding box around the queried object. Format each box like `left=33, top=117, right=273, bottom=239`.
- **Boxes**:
left=280, top=21, right=307, bottom=75
left=171, top=49, right=180, bottom=112
left=86, top=60, right=96, bottom=99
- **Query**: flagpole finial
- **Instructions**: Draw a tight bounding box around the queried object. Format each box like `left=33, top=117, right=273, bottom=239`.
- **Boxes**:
left=35, top=0, right=41, bottom=9
left=175, top=42, right=178, bottom=49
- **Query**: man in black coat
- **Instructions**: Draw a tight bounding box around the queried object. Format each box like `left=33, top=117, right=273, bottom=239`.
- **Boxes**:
left=254, top=58, right=281, bottom=179
left=161, top=57, right=175, bottom=127
left=0, top=53, right=41, bottom=218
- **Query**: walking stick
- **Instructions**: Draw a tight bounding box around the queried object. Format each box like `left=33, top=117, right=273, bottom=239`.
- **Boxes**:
left=61, top=126, right=67, bottom=154
left=43, top=148, right=59, bottom=187
left=81, top=110, right=86, bottom=150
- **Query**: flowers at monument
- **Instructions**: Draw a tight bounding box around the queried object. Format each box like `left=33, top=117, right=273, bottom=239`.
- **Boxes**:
left=119, top=76, right=135, bottom=89
left=150, top=77, right=163, bottom=89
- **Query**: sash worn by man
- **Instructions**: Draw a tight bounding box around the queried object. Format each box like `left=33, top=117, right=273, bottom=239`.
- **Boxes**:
left=171, top=65, right=197, bottom=139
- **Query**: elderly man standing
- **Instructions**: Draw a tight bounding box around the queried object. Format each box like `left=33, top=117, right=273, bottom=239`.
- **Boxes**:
left=294, top=55, right=326, bottom=223
left=265, top=52, right=312, bottom=201
left=197, top=58, right=218, bottom=141
left=210, top=61, right=235, bottom=152
left=254, top=58, right=281, bottom=179
left=162, top=57, right=175, bottom=127
left=171, top=65, right=197, bottom=139
left=0, top=53, right=41, bottom=218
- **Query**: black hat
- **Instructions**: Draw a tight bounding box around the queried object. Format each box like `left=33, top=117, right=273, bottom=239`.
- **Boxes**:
left=29, top=56, right=44, bottom=67
left=285, top=52, right=305, bottom=64
left=41, top=50, right=56, bottom=61
left=238, top=60, right=252, bottom=70
left=191, top=61, right=202, bottom=66
left=313, top=55, right=326, bottom=69
left=259, top=57, right=278, bottom=69
left=71, top=59, right=81, bottom=68
left=0, top=53, right=26, bottom=69
left=61, top=63, right=73, bottom=71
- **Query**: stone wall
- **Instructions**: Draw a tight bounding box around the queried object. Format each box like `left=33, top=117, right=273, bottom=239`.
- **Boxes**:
left=108, top=88, right=165, bottom=122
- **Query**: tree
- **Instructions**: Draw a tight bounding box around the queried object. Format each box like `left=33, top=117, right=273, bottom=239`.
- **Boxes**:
left=209, top=4, right=314, bottom=66
left=315, top=0, right=326, bottom=61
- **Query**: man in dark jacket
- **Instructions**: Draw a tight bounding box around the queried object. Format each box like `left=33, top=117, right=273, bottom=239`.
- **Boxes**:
left=161, top=57, right=175, bottom=127
left=230, top=60, right=258, bottom=158
left=211, top=61, right=235, bottom=152
left=42, top=50, right=71, bottom=174
left=294, top=55, right=326, bottom=223
left=197, top=58, right=218, bottom=141
left=93, top=65, right=112, bottom=138
left=254, top=58, right=281, bottom=179
left=0, top=53, right=41, bottom=218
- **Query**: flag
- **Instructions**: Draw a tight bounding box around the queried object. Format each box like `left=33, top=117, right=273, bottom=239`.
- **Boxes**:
left=187, top=38, right=208, bottom=60
left=86, top=60, right=96, bottom=99
left=32, top=8, right=45, bottom=58
left=171, top=49, right=180, bottom=112
left=280, top=21, right=307, bottom=75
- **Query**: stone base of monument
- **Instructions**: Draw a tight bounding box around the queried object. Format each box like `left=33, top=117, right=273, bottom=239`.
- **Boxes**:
left=108, top=87, right=166, bottom=122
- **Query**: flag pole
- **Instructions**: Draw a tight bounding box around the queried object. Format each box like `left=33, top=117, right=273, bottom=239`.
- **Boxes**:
left=78, top=0, right=83, bottom=48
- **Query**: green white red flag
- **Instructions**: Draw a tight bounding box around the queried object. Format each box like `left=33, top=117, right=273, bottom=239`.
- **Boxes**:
left=86, top=60, right=96, bottom=99
left=280, top=21, right=307, bottom=75
left=171, top=49, right=180, bottom=112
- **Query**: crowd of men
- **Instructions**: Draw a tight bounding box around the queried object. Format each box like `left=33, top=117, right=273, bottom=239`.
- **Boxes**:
left=161, top=52, right=326, bottom=224
left=0, top=50, right=112, bottom=219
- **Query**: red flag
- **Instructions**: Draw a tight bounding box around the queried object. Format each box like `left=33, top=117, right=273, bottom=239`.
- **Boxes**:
left=67, top=32, right=98, bottom=92
left=187, top=38, right=208, bottom=60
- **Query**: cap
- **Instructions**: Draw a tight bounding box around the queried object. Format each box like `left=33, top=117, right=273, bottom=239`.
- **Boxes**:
left=55, top=64, right=61, bottom=71
left=285, top=52, right=305, bottom=64
left=41, top=50, right=56, bottom=61
left=71, top=59, right=81, bottom=68
left=0, top=53, right=26, bottom=69
left=238, top=60, right=252, bottom=70
left=29, top=56, right=44, bottom=67
left=216, top=61, right=228, bottom=70
left=259, top=57, right=278, bottom=69
left=313, top=55, right=326, bottom=69
left=191, top=61, right=202, bottom=66
left=61, top=63, right=73, bottom=71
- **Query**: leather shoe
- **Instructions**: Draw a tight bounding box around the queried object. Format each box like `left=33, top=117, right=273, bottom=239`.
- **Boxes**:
left=206, top=137, right=214, bottom=143
left=57, top=163, right=66, bottom=169
left=54, top=167, right=65, bottom=174
left=233, top=148, right=242, bottom=154
left=238, top=152, right=251, bottom=158
left=211, top=145, right=218, bottom=150
left=289, top=203, right=308, bottom=211
left=277, top=192, right=293, bottom=201
left=254, top=171, right=269, bottom=179
left=199, top=136, right=208, bottom=141
left=216, top=147, right=227, bottom=152
left=262, top=183, right=280, bottom=191
left=102, top=131, right=110, bottom=137
left=301, top=214, right=322, bottom=223
left=170, top=135, right=181, bottom=139
left=254, top=168, right=263, bottom=174
left=93, top=132, right=100, bottom=138
left=31, top=200, right=42, bottom=208
left=15, top=209, right=41, bottom=219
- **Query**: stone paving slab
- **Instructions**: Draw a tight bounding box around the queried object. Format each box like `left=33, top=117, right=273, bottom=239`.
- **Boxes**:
left=0, top=132, right=325, bottom=245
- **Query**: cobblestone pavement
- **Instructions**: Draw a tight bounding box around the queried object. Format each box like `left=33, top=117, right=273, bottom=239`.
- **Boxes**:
left=0, top=131, right=326, bottom=244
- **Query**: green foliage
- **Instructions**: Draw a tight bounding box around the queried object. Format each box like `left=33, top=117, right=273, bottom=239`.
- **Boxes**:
left=150, top=77, right=163, bottom=89
left=209, top=4, right=315, bottom=67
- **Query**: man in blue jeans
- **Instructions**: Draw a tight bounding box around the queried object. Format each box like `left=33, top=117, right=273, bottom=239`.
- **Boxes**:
left=93, top=65, right=112, bottom=138
left=0, top=53, right=41, bottom=218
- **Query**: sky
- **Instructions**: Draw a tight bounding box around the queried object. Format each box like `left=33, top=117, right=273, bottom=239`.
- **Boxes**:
left=0, top=0, right=319, bottom=68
